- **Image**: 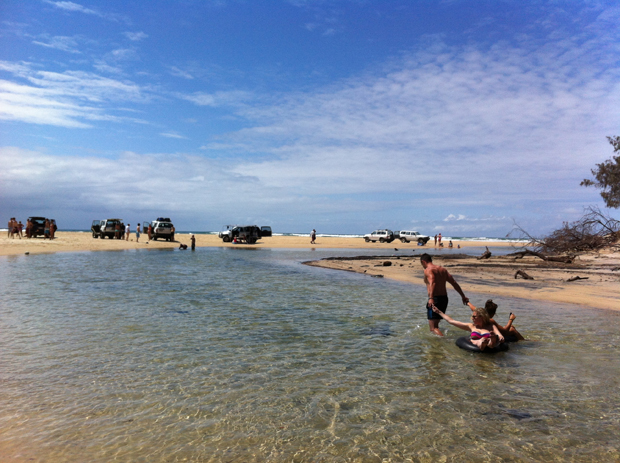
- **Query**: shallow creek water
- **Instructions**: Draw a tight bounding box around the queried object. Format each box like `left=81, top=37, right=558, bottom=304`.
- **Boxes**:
left=0, top=247, right=618, bottom=462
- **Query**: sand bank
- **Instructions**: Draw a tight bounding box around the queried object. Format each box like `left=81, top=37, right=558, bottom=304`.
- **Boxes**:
left=0, top=232, right=514, bottom=256
left=305, top=251, right=620, bottom=311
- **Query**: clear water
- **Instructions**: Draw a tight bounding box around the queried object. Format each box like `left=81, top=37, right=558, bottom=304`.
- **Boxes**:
left=0, top=248, right=618, bottom=462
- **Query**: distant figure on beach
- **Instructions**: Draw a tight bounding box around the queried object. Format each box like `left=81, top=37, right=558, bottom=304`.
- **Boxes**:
left=449, top=240, right=453, bottom=248
left=434, top=234, right=437, bottom=246
left=431, top=305, right=504, bottom=351
left=438, top=233, right=442, bottom=246
left=148, top=223, right=153, bottom=241
left=420, top=253, right=469, bottom=336
left=457, top=244, right=461, bottom=249
left=468, top=300, right=525, bottom=341
left=26, top=219, right=32, bottom=238
left=7, top=218, right=11, bottom=238
left=190, top=234, right=196, bottom=250
left=136, top=224, right=140, bottom=243
left=50, top=220, right=56, bottom=239
left=125, top=223, right=130, bottom=241
left=179, top=243, right=188, bottom=250
left=44, top=219, right=51, bottom=239
left=311, top=229, right=316, bottom=244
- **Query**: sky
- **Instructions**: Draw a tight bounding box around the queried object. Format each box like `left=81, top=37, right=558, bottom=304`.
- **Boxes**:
left=1, top=0, right=619, bottom=236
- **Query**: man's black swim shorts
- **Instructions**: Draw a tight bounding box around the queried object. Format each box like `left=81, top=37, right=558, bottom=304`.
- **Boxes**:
left=427, top=295, right=448, bottom=320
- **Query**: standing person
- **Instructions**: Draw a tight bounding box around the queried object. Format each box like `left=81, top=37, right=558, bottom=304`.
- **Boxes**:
left=26, top=218, right=32, bottom=238
left=148, top=223, right=153, bottom=241
left=44, top=219, right=51, bottom=239
left=7, top=218, right=11, bottom=238
left=420, top=253, right=469, bottom=336
left=49, top=220, right=56, bottom=239
left=438, top=233, right=442, bottom=246
left=125, top=223, right=130, bottom=241
left=190, top=234, right=196, bottom=250
left=433, top=234, right=437, bottom=246
left=311, top=229, right=316, bottom=244
left=136, top=224, right=140, bottom=243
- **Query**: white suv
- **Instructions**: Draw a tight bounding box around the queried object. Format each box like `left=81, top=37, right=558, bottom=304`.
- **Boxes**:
left=150, top=218, right=174, bottom=241
left=363, top=229, right=395, bottom=243
left=398, top=230, right=430, bottom=244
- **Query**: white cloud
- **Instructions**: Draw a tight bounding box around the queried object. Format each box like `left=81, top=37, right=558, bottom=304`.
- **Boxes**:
left=444, top=214, right=467, bottom=222
left=160, top=132, right=188, bottom=139
left=177, top=90, right=252, bottom=107
left=45, top=1, right=101, bottom=15
left=32, top=35, right=81, bottom=53
left=169, top=66, right=195, bottom=80
left=0, top=62, right=149, bottom=127
left=124, top=31, right=148, bottom=41
left=44, top=1, right=126, bottom=23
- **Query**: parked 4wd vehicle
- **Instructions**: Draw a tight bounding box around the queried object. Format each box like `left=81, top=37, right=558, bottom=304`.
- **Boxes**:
left=219, top=224, right=272, bottom=243
left=398, top=230, right=430, bottom=245
left=96, top=219, right=124, bottom=239
left=91, top=220, right=102, bottom=238
left=150, top=218, right=174, bottom=241
left=28, top=217, right=48, bottom=238
left=363, top=229, right=395, bottom=243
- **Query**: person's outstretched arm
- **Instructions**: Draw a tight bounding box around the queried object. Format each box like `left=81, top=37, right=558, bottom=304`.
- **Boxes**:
left=504, top=313, right=516, bottom=331
left=446, top=273, right=469, bottom=305
left=431, top=306, right=470, bottom=331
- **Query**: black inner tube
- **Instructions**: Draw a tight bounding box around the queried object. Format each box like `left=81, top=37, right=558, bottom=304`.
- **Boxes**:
left=455, top=336, right=509, bottom=353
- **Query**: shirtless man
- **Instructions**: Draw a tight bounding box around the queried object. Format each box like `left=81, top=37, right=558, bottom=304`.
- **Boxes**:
left=420, top=253, right=469, bottom=336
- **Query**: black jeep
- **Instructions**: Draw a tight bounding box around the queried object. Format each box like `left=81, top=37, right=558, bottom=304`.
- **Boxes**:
left=28, top=217, right=47, bottom=238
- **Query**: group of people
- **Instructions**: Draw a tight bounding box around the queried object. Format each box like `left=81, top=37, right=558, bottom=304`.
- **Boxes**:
left=7, top=218, right=57, bottom=239
left=420, top=253, right=524, bottom=351
left=7, top=218, right=23, bottom=238
left=433, top=233, right=460, bottom=249
left=115, top=223, right=141, bottom=242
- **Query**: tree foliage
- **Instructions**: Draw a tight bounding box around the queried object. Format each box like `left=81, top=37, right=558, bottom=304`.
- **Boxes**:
left=581, top=136, right=620, bottom=208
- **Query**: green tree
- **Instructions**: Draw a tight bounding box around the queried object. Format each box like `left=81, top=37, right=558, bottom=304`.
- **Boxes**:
left=581, top=136, right=620, bottom=208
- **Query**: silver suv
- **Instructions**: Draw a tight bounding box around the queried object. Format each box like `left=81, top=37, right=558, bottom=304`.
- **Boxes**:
left=363, top=229, right=395, bottom=243
left=398, top=230, right=430, bottom=245
left=150, top=218, right=175, bottom=241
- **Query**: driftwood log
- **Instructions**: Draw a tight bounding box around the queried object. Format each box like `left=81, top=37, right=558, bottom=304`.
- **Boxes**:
left=478, top=246, right=492, bottom=260
left=515, top=269, right=534, bottom=280
left=566, top=276, right=589, bottom=282
left=507, top=249, right=574, bottom=264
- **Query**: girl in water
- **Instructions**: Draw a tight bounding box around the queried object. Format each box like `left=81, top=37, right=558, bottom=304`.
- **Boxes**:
left=431, top=305, right=504, bottom=351
left=468, top=300, right=525, bottom=341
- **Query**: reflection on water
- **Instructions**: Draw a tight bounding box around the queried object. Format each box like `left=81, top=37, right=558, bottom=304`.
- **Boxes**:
left=0, top=248, right=619, bottom=462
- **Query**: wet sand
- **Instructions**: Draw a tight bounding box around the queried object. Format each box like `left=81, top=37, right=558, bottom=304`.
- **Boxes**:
left=305, top=250, right=620, bottom=311
left=2, top=232, right=618, bottom=311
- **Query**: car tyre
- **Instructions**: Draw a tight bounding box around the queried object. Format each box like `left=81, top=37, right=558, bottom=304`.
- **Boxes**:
left=418, top=238, right=425, bottom=245
left=401, top=238, right=407, bottom=243
left=222, top=235, right=230, bottom=242
left=379, top=238, right=385, bottom=243
left=364, top=238, right=370, bottom=242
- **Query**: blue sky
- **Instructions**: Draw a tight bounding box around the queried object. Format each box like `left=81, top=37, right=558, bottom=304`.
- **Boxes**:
left=1, top=0, right=619, bottom=236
